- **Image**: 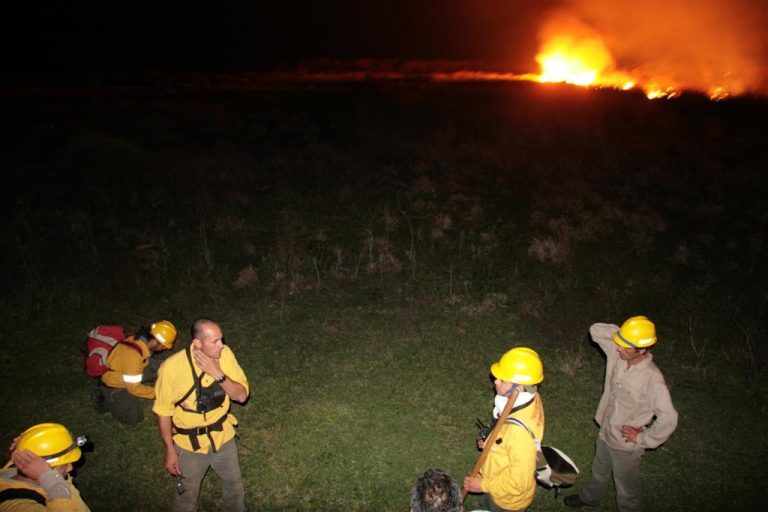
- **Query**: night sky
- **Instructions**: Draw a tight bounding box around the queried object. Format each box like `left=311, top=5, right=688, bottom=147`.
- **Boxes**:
left=4, top=1, right=768, bottom=95
left=5, top=1, right=556, bottom=72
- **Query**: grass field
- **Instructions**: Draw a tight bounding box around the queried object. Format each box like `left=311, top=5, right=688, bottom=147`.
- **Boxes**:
left=1, top=77, right=767, bottom=511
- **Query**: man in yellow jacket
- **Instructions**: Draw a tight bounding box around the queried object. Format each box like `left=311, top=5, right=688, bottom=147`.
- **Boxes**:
left=464, top=347, right=545, bottom=512
left=97, top=320, right=178, bottom=426
left=153, top=318, right=249, bottom=512
left=0, top=423, right=89, bottom=511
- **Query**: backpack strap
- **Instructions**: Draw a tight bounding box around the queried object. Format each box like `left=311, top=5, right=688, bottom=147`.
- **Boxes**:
left=506, top=417, right=543, bottom=451
left=506, top=417, right=549, bottom=475
left=510, top=396, right=535, bottom=414
left=0, top=488, right=46, bottom=505
left=505, top=417, right=536, bottom=440
left=171, top=346, right=228, bottom=452
left=173, top=346, right=205, bottom=414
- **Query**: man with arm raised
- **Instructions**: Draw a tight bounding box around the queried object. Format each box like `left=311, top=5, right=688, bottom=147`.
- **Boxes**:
left=153, top=318, right=249, bottom=512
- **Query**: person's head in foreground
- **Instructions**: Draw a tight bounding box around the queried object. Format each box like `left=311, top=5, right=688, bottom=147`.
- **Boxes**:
left=410, top=468, right=463, bottom=512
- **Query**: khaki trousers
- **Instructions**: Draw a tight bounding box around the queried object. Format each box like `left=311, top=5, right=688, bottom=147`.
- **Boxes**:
left=580, top=435, right=644, bottom=512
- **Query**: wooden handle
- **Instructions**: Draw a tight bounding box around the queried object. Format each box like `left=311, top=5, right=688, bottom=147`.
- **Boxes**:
left=462, top=387, right=520, bottom=500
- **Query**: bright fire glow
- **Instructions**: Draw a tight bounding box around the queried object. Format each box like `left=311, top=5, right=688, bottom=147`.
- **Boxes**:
left=533, top=31, right=734, bottom=100
left=535, top=35, right=613, bottom=87
left=709, top=86, right=730, bottom=101
left=645, top=87, right=681, bottom=100
left=538, top=52, right=597, bottom=86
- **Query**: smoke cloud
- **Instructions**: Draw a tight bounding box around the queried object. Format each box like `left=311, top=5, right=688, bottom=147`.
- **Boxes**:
left=543, top=0, right=768, bottom=94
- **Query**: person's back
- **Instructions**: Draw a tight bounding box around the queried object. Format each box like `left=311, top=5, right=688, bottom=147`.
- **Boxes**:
left=95, top=320, right=177, bottom=425
left=101, top=337, right=153, bottom=397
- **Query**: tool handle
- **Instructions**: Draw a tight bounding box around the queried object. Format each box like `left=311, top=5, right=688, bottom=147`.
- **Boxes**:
left=462, top=387, right=520, bottom=500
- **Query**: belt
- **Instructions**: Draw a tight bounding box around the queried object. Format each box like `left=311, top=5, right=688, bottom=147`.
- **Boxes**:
left=173, top=414, right=227, bottom=452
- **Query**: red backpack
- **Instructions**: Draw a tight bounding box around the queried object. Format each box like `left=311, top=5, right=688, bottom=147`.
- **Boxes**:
left=84, top=325, right=126, bottom=377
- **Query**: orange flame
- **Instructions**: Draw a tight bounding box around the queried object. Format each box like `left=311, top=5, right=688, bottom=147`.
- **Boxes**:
left=533, top=32, right=690, bottom=99
left=536, top=35, right=609, bottom=86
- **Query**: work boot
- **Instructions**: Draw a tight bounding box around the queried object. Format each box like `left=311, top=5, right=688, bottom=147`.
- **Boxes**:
left=564, top=494, right=595, bottom=508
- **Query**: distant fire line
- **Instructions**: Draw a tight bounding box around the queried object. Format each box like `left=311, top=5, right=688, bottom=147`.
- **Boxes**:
left=268, top=69, right=729, bottom=101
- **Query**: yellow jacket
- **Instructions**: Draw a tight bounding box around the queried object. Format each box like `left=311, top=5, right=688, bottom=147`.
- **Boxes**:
left=100, top=337, right=154, bottom=399
left=0, top=469, right=89, bottom=512
left=152, top=345, right=249, bottom=453
left=480, top=393, right=545, bottom=511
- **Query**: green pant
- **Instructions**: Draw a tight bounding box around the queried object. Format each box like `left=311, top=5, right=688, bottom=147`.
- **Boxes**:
left=97, top=385, right=143, bottom=426
left=172, top=438, right=245, bottom=512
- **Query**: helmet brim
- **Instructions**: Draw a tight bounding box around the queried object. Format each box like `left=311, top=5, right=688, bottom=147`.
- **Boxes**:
left=489, top=362, right=543, bottom=384
left=490, top=362, right=508, bottom=381
left=612, top=332, right=632, bottom=348
left=48, top=447, right=81, bottom=467
left=613, top=331, right=657, bottom=348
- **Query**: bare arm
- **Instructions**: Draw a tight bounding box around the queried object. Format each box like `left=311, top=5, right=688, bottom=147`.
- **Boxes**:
left=157, top=415, right=181, bottom=476
left=193, top=350, right=248, bottom=403
left=217, top=375, right=248, bottom=403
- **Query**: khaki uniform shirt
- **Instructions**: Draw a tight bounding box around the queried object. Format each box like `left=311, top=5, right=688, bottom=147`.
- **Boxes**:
left=590, top=323, right=678, bottom=451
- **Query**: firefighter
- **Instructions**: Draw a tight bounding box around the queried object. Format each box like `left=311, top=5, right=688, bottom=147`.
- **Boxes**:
left=153, top=318, right=249, bottom=512
left=95, top=320, right=178, bottom=425
left=463, top=347, right=545, bottom=512
left=564, top=316, right=678, bottom=512
left=0, top=423, right=89, bottom=511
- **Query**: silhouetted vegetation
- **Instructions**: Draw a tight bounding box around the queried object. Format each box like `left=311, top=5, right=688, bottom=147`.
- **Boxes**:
left=1, top=78, right=766, bottom=510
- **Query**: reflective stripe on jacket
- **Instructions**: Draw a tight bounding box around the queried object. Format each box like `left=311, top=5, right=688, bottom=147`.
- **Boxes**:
left=100, top=337, right=154, bottom=399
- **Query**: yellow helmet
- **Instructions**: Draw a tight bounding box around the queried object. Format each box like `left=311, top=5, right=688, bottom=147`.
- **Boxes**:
left=490, top=347, right=544, bottom=385
left=151, top=320, right=177, bottom=349
left=15, top=423, right=83, bottom=467
left=613, top=316, right=657, bottom=349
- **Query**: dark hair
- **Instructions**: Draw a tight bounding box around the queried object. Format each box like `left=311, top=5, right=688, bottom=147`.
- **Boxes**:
left=410, top=468, right=462, bottom=512
left=136, top=326, right=152, bottom=342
